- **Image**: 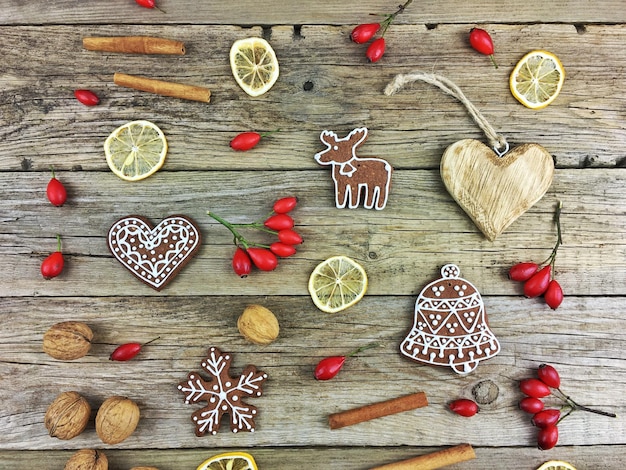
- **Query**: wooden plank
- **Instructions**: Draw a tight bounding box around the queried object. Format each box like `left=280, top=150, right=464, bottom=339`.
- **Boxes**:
left=0, top=296, right=623, bottom=450
left=0, top=169, right=624, bottom=297
left=2, top=445, right=625, bottom=470
left=1, top=24, right=626, bottom=171
left=2, top=0, right=625, bottom=25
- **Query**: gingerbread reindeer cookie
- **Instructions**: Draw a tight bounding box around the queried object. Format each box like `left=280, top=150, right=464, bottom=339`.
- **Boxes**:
left=400, top=264, right=500, bottom=375
left=314, top=127, right=393, bottom=210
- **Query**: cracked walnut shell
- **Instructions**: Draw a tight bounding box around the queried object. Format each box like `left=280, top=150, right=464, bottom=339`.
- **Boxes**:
left=95, top=396, right=140, bottom=444
left=43, top=321, right=93, bottom=360
left=45, top=391, right=91, bottom=440
left=237, top=304, right=280, bottom=345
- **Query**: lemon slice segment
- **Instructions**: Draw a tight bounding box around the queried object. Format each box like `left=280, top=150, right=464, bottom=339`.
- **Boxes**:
left=537, top=461, right=577, bottom=470
left=308, top=255, right=368, bottom=313
left=510, top=50, right=565, bottom=109
left=196, top=452, right=258, bottom=470
left=104, top=120, right=167, bottom=181
left=230, top=37, right=279, bottom=97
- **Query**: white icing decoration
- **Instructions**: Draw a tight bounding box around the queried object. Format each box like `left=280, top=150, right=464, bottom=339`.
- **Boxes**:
left=107, top=215, right=201, bottom=290
left=400, top=264, right=500, bottom=375
left=314, top=127, right=393, bottom=210
left=177, top=348, right=267, bottom=435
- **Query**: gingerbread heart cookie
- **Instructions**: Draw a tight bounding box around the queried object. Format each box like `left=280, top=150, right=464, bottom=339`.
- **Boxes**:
left=441, top=139, right=554, bottom=241
left=107, top=215, right=201, bottom=291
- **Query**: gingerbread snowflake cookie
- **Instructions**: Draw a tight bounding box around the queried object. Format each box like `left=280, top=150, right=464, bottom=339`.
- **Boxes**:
left=107, top=214, right=201, bottom=291
left=314, top=127, right=393, bottom=210
left=400, top=264, right=500, bottom=375
left=178, top=347, right=268, bottom=436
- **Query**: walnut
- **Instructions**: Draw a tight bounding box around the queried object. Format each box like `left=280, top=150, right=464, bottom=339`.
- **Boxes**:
left=95, top=396, right=140, bottom=444
left=237, top=304, right=280, bottom=345
left=43, top=321, right=93, bottom=360
left=64, top=449, right=108, bottom=470
left=44, top=391, right=91, bottom=440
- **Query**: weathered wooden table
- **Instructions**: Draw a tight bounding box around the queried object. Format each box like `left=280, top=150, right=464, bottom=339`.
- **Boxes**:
left=1, top=1, right=625, bottom=468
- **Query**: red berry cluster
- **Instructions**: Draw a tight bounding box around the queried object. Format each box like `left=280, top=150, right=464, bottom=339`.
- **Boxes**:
left=349, top=0, right=413, bottom=63
left=208, top=197, right=303, bottom=277
left=518, top=364, right=616, bottom=450
left=509, top=201, right=564, bottom=309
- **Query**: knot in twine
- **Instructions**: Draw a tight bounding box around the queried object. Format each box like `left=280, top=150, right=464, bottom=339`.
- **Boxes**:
left=384, top=72, right=509, bottom=156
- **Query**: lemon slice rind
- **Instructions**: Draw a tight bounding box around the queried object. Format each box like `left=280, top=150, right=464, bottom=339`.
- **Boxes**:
left=308, top=255, right=368, bottom=313
left=230, top=37, right=279, bottom=97
left=104, top=120, right=167, bottom=181
left=536, top=460, right=577, bottom=470
left=510, top=50, right=565, bottom=109
left=196, top=451, right=258, bottom=470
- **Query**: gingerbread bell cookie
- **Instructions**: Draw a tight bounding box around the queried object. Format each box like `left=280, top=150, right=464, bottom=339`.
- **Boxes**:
left=107, top=215, right=201, bottom=291
left=314, top=127, right=393, bottom=210
left=400, top=264, right=500, bottom=375
left=178, top=347, right=268, bottom=436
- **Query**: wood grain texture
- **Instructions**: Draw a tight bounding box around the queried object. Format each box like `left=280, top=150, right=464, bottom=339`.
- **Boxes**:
left=2, top=0, right=626, bottom=25
left=1, top=24, right=626, bottom=170
left=1, top=1, right=625, bottom=468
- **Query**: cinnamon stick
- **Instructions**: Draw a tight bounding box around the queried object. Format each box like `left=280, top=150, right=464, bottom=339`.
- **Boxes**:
left=329, top=391, right=428, bottom=430
left=369, top=444, right=476, bottom=470
left=113, top=73, right=211, bottom=103
left=83, top=36, right=185, bottom=55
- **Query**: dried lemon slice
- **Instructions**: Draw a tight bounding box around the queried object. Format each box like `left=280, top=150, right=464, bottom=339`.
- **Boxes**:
left=230, top=37, right=279, bottom=97
left=537, top=461, right=577, bottom=470
left=309, top=255, right=368, bottom=313
left=196, top=452, right=258, bottom=470
left=104, top=120, right=167, bottom=181
left=510, top=50, right=565, bottom=109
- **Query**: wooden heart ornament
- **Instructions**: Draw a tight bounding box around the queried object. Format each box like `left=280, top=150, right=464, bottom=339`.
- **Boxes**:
left=441, top=139, right=554, bottom=241
left=108, top=215, right=202, bottom=291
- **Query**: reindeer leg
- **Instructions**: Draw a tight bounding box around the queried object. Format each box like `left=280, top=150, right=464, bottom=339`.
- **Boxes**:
left=335, top=183, right=349, bottom=209
left=348, top=183, right=361, bottom=209
left=365, top=185, right=380, bottom=210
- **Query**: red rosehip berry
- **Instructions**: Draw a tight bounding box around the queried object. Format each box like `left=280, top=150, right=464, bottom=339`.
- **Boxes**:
left=273, top=196, right=298, bottom=214
left=46, top=168, right=67, bottom=207
left=230, top=132, right=261, bottom=151
left=366, top=37, right=386, bottom=62
left=508, top=262, right=539, bottom=282
left=532, top=409, right=561, bottom=428
left=264, top=214, right=294, bottom=231
left=524, top=265, right=551, bottom=298
left=537, top=424, right=559, bottom=450
left=519, top=397, right=545, bottom=414
left=270, top=242, right=297, bottom=258
left=544, top=279, right=564, bottom=309
left=278, top=229, right=303, bottom=245
left=232, top=247, right=252, bottom=278
left=519, top=378, right=552, bottom=398
left=448, top=399, right=479, bottom=417
left=41, top=235, right=64, bottom=279
left=247, top=247, right=278, bottom=271
left=350, top=23, right=381, bottom=44
left=469, top=28, right=498, bottom=68
left=314, top=355, right=347, bottom=380
left=109, top=337, right=158, bottom=361
left=537, top=364, right=561, bottom=389
left=74, top=89, right=100, bottom=106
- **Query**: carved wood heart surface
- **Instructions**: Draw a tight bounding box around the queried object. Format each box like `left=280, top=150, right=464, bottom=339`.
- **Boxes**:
left=441, top=139, right=554, bottom=241
left=107, top=215, right=202, bottom=291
